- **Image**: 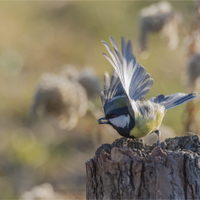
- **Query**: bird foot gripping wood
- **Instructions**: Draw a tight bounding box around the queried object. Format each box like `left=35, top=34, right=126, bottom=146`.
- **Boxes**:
left=155, top=130, right=161, bottom=147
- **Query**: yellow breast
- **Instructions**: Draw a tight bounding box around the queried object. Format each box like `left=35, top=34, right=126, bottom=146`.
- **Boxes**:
left=130, top=105, right=165, bottom=138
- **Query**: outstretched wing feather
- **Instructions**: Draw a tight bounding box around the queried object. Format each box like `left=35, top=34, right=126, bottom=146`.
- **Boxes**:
left=102, top=37, right=154, bottom=117
left=103, top=37, right=154, bottom=101
left=101, top=70, right=126, bottom=115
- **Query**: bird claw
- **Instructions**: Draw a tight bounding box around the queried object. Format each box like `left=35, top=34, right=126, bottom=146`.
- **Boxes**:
left=123, top=137, right=128, bottom=149
left=155, top=130, right=161, bottom=147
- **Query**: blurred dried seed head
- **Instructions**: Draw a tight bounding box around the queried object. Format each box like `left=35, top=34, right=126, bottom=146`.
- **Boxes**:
left=185, top=31, right=200, bottom=56
left=60, top=64, right=79, bottom=81
left=30, top=73, right=88, bottom=130
left=186, top=53, right=200, bottom=92
left=78, top=67, right=101, bottom=97
left=192, top=0, right=200, bottom=30
left=30, top=65, right=101, bottom=130
left=184, top=31, right=200, bottom=92
left=61, top=65, right=101, bottom=97
left=138, top=1, right=180, bottom=57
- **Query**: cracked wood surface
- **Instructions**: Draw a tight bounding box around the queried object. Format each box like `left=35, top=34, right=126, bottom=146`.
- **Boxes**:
left=86, top=135, right=200, bottom=199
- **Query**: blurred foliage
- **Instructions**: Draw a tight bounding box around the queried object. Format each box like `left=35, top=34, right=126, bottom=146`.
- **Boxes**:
left=0, top=1, right=199, bottom=198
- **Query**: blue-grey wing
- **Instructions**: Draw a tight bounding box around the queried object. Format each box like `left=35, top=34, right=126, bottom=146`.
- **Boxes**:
left=101, top=70, right=126, bottom=115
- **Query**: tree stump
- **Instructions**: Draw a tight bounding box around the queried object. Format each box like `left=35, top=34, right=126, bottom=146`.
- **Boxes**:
left=86, top=135, right=200, bottom=199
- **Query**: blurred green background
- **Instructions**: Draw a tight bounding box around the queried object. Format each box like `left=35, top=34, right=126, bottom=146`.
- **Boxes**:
left=0, top=1, right=198, bottom=198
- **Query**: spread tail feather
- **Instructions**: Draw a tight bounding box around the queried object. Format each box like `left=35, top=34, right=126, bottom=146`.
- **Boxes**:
left=150, top=93, right=200, bottom=110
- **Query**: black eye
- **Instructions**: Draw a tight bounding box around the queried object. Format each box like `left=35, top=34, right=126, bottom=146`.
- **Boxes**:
left=106, top=114, right=117, bottom=118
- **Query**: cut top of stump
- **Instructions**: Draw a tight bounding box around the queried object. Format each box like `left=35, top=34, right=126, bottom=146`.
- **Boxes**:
left=86, top=135, right=200, bottom=200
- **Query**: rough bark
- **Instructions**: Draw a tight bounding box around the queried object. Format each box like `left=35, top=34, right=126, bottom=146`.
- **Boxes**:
left=86, top=135, right=200, bottom=199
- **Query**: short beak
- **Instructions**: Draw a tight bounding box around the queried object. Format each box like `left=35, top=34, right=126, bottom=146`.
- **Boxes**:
left=98, top=117, right=109, bottom=124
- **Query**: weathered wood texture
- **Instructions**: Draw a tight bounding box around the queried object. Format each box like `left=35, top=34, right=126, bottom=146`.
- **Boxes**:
left=86, top=135, right=200, bottom=199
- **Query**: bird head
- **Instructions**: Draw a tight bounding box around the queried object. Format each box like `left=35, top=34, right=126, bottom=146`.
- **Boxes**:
left=98, top=106, right=135, bottom=138
left=98, top=114, right=130, bottom=128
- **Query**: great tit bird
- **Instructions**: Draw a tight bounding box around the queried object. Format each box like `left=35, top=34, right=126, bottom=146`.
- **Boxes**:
left=98, top=37, right=200, bottom=145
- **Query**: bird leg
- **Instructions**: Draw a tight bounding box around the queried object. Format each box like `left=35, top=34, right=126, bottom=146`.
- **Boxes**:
left=155, top=130, right=161, bottom=147
left=123, top=137, right=128, bottom=149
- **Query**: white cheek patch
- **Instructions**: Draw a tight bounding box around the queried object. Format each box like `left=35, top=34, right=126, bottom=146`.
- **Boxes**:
left=109, top=115, right=130, bottom=128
